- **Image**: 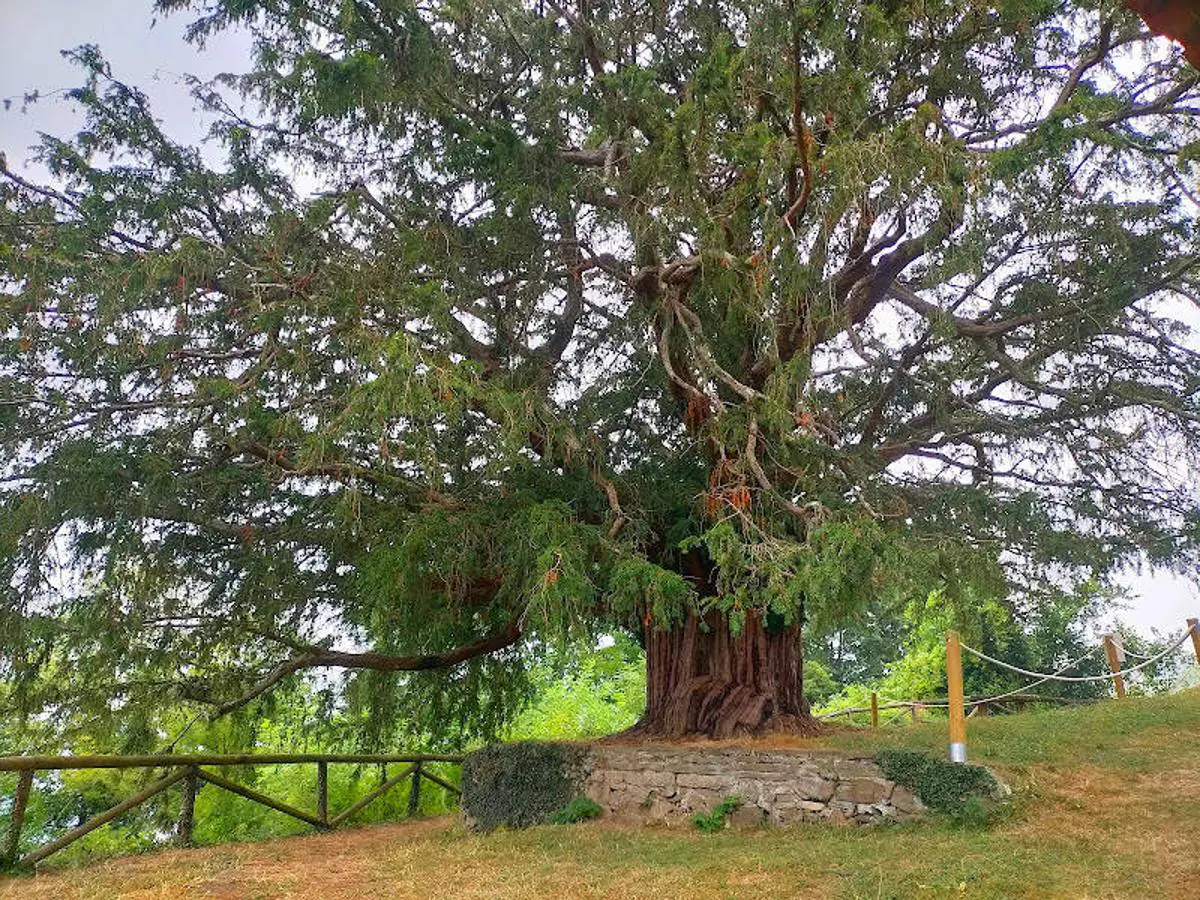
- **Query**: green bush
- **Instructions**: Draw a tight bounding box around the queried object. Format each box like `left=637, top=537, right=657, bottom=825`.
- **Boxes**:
left=461, top=742, right=590, bottom=832
left=874, top=750, right=1000, bottom=814
left=691, top=795, right=742, bottom=833
left=545, top=796, right=602, bottom=825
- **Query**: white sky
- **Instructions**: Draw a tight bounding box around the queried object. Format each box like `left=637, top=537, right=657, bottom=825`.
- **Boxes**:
left=1, top=1, right=1197, bottom=639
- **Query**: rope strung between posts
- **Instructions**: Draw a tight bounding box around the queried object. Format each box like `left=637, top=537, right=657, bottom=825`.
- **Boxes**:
left=959, top=626, right=1194, bottom=683
left=863, top=645, right=1103, bottom=714
left=1116, top=646, right=1155, bottom=662
left=815, top=625, right=1197, bottom=721
left=965, top=644, right=1107, bottom=705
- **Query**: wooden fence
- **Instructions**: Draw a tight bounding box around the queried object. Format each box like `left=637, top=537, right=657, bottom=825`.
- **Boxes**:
left=0, top=752, right=463, bottom=870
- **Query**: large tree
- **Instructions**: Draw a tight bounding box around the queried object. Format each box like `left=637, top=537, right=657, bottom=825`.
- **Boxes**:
left=2, top=0, right=1199, bottom=741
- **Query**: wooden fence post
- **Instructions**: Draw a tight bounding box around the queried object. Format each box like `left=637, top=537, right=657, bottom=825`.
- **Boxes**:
left=316, top=762, right=328, bottom=825
left=1187, top=618, right=1200, bottom=666
left=3, top=769, right=33, bottom=867
left=946, top=630, right=967, bottom=764
left=177, top=767, right=198, bottom=846
left=1103, top=633, right=1126, bottom=699
left=870, top=692, right=879, bottom=729
left=910, top=703, right=918, bottom=724
left=407, top=761, right=422, bottom=817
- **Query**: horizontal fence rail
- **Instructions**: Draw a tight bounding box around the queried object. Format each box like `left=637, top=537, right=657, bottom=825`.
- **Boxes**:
left=0, top=753, right=464, bottom=772
left=0, top=752, right=463, bottom=870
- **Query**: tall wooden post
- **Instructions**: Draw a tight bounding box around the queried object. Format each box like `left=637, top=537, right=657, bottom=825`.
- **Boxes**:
left=870, top=692, right=879, bottom=729
left=1187, top=618, right=1200, bottom=666
left=177, top=767, right=198, bottom=846
left=407, top=762, right=422, bottom=817
left=3, top=770, right=33, bottom=867
left=910, top=703, right=918, bottom=724
left=946, top=631, right=967, bottom=764
left=1103, top=633, right=1126, bottom=699
left=316, top=762, right=328, bottom=825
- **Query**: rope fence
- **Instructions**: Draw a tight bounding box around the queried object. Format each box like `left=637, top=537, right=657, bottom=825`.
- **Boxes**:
left=958, top=628, right=1193, bottom=683
left=817, top=617, right=1200, bottom=764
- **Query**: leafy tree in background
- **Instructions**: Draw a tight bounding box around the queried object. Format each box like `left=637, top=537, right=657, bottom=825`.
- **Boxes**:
left=2, top=0, right=1199, bottom=742
left=813, top=581, right=1189, bottom=720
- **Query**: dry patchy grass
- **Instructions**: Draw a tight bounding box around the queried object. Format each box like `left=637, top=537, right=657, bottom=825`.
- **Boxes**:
left=5, top=690, right=1200, bottom=899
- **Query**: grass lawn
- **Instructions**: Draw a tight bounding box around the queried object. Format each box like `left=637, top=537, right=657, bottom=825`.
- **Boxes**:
left=3, top=689, right=1199, bottom=899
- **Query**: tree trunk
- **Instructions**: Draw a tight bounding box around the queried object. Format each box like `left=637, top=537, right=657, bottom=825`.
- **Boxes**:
left=633, top=609, right=819, bottom=739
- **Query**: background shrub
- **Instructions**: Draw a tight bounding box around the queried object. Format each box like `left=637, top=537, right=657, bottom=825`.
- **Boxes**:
left=461, top=742, right=590, bottom=831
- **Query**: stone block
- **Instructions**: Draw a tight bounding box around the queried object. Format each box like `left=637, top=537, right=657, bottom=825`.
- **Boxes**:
left=831, top=758, right=884, bottom=779
left=766, top=807, right=796, bottom=826
left=890, top=785, right=925, bottom=814
left=825, top=800, right=856, bottom=824
left=675, top=773, right=731, bottom=790
left=833, top=777, right=894, bottom=805
left=605, top=769, right=677, bottom=789
left=790, top=775, right=836, bottom=802
left=729, top=804, right=766, bottom=827
left=677, top=788, right=724, bottom=812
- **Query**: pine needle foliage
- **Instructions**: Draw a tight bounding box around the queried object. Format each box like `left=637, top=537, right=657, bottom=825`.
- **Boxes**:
left=2, top=0, right=1200, bottom=744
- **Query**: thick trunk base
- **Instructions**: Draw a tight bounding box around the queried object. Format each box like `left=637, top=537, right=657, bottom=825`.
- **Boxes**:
left=631, top=610, right=820, bottom=739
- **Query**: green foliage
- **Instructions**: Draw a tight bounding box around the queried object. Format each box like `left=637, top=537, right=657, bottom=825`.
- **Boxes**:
left=506, top=635, right=646, bottom=741
left=460, top=742, right=589, bottom=832
left=874, top=750, right=999, bottom=816
left=11, top=692, right=1200, bottom=893
left=1, top=0, right=1199, bottom=749
left=801, top=658, right=838, bottom=707
left=691, top=795, right=743, bottom=833
left=813, top=583, right=1187, bottom=720
left=545, top=796, right=603, bottom=825
left=0, top=758, right=461, bottom=869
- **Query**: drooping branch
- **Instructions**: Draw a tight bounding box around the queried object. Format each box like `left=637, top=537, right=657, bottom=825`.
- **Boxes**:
left=211, top=617, right=524, bottom=718
left=232, top=441, right=462, bottom=508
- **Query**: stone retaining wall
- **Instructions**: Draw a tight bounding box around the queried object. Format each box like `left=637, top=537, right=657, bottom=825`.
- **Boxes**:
left=583, top=745, right=925, bottom=826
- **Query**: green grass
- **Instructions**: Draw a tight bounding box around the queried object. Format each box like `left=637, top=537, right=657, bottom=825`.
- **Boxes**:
left=819, top=688, right=1200, bottom=770
left=3, top=689, right=1199, bottom=899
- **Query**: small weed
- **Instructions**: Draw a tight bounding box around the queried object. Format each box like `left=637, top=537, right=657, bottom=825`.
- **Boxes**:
left=545, top=796, right=602, bottom=825
left=691, top=795, right=742, bottom=833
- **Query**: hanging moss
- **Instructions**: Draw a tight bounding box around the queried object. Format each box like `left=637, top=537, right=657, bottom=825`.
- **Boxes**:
left=461, top=742, right=590, bottom=831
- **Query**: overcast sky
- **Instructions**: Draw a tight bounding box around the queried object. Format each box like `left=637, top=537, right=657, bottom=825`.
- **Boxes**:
left=2, top=1, right=1198, bottom=639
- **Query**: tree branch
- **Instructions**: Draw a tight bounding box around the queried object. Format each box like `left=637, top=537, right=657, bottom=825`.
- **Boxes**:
left=212, top=617, right=524, bottom=717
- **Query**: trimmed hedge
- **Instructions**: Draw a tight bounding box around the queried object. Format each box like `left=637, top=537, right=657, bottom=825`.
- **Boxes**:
left=461, top=742, right=591, bottom=831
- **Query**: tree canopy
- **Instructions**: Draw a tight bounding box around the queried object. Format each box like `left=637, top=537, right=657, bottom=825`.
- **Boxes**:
left=2, top=0, right=1199, bottom=743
